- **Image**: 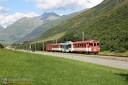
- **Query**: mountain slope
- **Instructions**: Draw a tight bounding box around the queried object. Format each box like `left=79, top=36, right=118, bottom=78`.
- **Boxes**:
left=0, top=25, right=4, bottom=31
left=37, top=0, right=128, bottom=52
left=0, top=17, right=43, bottom=44
left=0, top=12, right=60, bottom=44
left=15, top=11, right=82, bottom=44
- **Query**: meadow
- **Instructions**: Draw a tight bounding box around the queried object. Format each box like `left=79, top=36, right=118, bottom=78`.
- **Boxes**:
left=0, top=49, right=128, bottom=85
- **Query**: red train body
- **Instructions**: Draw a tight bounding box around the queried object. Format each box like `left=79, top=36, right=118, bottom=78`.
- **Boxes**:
left=46, top=44, right=61, bottom=52
left=72, top=40, right=100, bottom=54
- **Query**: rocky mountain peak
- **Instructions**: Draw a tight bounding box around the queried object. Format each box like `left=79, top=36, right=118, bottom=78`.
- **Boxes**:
left=41, top=12, right=60, bottom=21
left=0, top=25, right=4, bottom=31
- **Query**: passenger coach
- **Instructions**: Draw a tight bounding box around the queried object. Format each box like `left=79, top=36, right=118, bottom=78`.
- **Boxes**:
left=72, top=40, right=100, bottom=54
left=46, top=43, right=61, bottom=52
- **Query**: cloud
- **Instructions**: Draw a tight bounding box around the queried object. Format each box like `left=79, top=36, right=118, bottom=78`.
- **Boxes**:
left=0, top=12, right=39, bottom=28
left=0, top=0, right=7, bottom=2
left=0, top=0, right=9, bottom=13
left=26, top=0, right=103, bottom=11
left=0, top=6, right=9, bottom=13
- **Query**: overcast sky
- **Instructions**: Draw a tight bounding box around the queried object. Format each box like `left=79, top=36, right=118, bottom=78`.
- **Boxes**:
left=0, top=0, right=103, bottom=28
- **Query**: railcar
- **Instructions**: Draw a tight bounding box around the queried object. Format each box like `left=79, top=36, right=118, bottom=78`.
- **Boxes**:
left=46, top=43, right=61, bottom=52
left=72, top=40, right=100, bottom=54
left=61, top=41, right=73, bottom=52
left=46, top=44, right=52, bottom=51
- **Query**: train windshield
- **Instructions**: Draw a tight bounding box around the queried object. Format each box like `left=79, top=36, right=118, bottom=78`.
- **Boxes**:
left=89, top=43, right=99, bottom=46
left=94, top=43, right=96, bottom=46
left=89, top=43, right=93, bottom=46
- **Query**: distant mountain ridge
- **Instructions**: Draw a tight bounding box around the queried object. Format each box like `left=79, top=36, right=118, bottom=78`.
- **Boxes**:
left=40, top=12, right=60, bottom=22
left=15, top=11, right=82, bottom=44
left=0, top=12, right=60, bottom=44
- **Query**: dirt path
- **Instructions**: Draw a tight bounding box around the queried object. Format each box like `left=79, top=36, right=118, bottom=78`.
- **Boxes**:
left=32, top=51, right=128, bottom=70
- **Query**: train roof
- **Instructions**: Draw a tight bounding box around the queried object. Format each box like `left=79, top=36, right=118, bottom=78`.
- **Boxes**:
left=73, top=40, right=99, bottom=43
left=46, top=40, right=99, bottom=46
left=46, top=43, right=60, bottom=46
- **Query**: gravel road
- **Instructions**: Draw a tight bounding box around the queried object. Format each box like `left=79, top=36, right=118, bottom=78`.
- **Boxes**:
left=30, top=51, right=128, bottom=70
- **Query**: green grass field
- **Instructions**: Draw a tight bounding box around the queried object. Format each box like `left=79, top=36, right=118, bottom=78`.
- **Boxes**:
left=0, top=49, right=128, bottom=85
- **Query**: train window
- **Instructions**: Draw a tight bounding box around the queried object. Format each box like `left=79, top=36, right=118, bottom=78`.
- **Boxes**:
left=81, top=44, right=83, bottom=47
left=97, top=43, right=99, bottom=46
left=75, top=44, right=77, bottom=47
left=66, top=45, right=68, bottom=49
left=77, top=44, right=79, bottom=47
left=94, top=43, right=96, bottom=46
left=68, top=44, right=71, bottom=48
left=79, top=44, right=81, bottom=47
left=61, top=45, right=63, bottom=48
left=89, top=43, right=93, bottom=46
left=82, top=44, right=84, bottom=47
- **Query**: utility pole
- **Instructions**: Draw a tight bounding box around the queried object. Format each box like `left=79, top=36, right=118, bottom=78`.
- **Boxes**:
left=35, top=43, right=36, bottom=52
left=82, top=32, right=84, bottom=41
left=43, top=42, right=44, bottom=51
left=56, top=38, right=57, bottom=43
left=30, top=44, right=31, bottom=51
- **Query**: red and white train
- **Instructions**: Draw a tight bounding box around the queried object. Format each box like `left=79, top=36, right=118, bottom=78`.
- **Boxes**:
left=46, top=40, right=100, bottom=54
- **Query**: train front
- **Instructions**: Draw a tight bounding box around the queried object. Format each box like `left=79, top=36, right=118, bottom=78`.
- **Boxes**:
left=87, top=40, right=100, bottom=54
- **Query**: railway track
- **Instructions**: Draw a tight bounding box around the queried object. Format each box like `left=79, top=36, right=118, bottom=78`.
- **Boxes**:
left=98, top=54, right=128, bottom=57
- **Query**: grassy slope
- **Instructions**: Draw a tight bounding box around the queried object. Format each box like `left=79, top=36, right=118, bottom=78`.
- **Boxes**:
left=38, top=0, right=128, bottom=52
left=0, top=49, right=128, bottom=85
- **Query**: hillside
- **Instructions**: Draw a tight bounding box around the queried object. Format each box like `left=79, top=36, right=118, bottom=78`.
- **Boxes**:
left=37, top=0, right=128, bottom=52
left=15, top=11, right=82, bottom=44
left=0, top=12, right=60, bottom=44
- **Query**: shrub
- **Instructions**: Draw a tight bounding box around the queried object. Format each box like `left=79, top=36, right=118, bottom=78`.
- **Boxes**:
left=115, top=47, right=126, bottom=53
left=0, top=44, right=4, bottom=49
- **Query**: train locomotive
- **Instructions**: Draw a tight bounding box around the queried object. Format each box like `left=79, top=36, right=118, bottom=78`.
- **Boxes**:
left=46, top=40, right=100, bottom=54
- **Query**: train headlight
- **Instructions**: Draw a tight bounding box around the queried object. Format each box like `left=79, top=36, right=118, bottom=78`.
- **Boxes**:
left=94, top=49, right=96, bottom=51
